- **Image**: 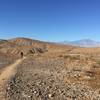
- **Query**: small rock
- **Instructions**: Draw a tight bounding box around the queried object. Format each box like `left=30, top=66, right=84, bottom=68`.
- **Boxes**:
left=48, top=93, right=55, bottom=98
left=33, top=90, right=37, bottom=94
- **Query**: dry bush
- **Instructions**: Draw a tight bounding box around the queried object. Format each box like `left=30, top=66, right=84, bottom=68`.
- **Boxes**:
left=58, top=55, right=63, bottom=57
left=63, top=54, right=80, bottom=60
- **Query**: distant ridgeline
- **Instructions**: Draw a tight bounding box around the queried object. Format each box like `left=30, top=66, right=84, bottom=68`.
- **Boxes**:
left=60, top=39, right=100, bottom=47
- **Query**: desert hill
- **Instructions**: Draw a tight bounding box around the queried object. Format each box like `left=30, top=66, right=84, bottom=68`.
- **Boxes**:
left=0, top=37, right=100, bottom=57
left=0, top=38, right=46, bottom=56
left=1, top=37, right=100, bottom=58
left=0, top=37, right=75, bottom=57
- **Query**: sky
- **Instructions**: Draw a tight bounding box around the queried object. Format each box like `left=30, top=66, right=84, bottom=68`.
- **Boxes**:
left=0, top=0, right=100, bottom=42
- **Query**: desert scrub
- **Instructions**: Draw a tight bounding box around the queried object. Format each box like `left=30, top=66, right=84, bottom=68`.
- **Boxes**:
left=58, top=55, right=63, bottom=57
left=92, top=63, right=100, bottom=69
left=63, top=54, right=80, bottom=60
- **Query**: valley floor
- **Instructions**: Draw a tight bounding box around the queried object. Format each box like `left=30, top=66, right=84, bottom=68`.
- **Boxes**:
left=5, top=55, right=100, bottom=100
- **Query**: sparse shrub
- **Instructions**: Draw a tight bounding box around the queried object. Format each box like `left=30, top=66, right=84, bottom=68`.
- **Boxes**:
left=63, top=55, right=70, bottom=59
left=96, top=61, right=100, bottom=65
left=92, top=61, right=100, bottom=69
left=28, top=48, right=42, bottom=54
left=85, top=71, right=95, bottom=77
left=63, top=54, right=80, bottom=60
left=28, top=49, right=35, bottom=54
left=59, top=55, right=63, bottom=57
left=36, top=48, right=44, bottom=53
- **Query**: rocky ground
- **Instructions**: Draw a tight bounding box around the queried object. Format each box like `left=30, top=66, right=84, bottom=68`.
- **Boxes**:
left=1, top=38, right=100, bottom=100
left=0, top=53, right=16, bottom=72
left=6, top=54, right=100, bottom=100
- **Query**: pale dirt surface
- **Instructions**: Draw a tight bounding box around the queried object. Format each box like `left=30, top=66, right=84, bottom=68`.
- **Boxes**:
left=0, top=57, right=26, bottom=100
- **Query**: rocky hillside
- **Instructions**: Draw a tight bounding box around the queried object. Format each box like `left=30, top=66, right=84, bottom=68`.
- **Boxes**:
left=0, top=38, right=46, bottom=57
left=0, top=38, right=75, bottom=57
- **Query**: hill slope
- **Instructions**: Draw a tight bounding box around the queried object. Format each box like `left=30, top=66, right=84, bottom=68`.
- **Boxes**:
left=0, top=37, right=75, bottom=57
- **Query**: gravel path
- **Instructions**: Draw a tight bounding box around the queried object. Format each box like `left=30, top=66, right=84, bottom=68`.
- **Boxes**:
left=0, top=57, right=26, bottom=100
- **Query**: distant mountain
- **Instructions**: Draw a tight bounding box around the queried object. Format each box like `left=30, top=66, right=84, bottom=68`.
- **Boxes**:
left=61, top=39, right=100, bottom=47
left=0, top=39, right=8, bottom=44
left=0, top=39, right=7, bottom=41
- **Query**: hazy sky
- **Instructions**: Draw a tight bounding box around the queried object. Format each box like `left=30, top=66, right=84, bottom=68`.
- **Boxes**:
left=0, top=0, right=100, bottom=41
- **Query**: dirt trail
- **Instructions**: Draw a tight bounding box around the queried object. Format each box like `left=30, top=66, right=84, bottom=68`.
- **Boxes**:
left=0, top=57, right=26, bottom=100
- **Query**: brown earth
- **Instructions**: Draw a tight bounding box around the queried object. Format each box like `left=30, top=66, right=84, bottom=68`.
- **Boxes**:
left=0, top=38, right=100, bottom=100
left=0, top=57, right=26, bottom=100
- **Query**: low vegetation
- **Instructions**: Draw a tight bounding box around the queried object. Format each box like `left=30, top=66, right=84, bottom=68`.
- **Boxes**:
left=0, top=38, right=100, bottom=100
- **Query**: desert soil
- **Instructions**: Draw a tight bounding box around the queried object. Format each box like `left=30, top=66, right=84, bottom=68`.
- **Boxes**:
left=6, top=55, right=100, bottom=100
left=1, top=38, right=100, bottom=100
left=0, top=57, right=26, bottom=100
